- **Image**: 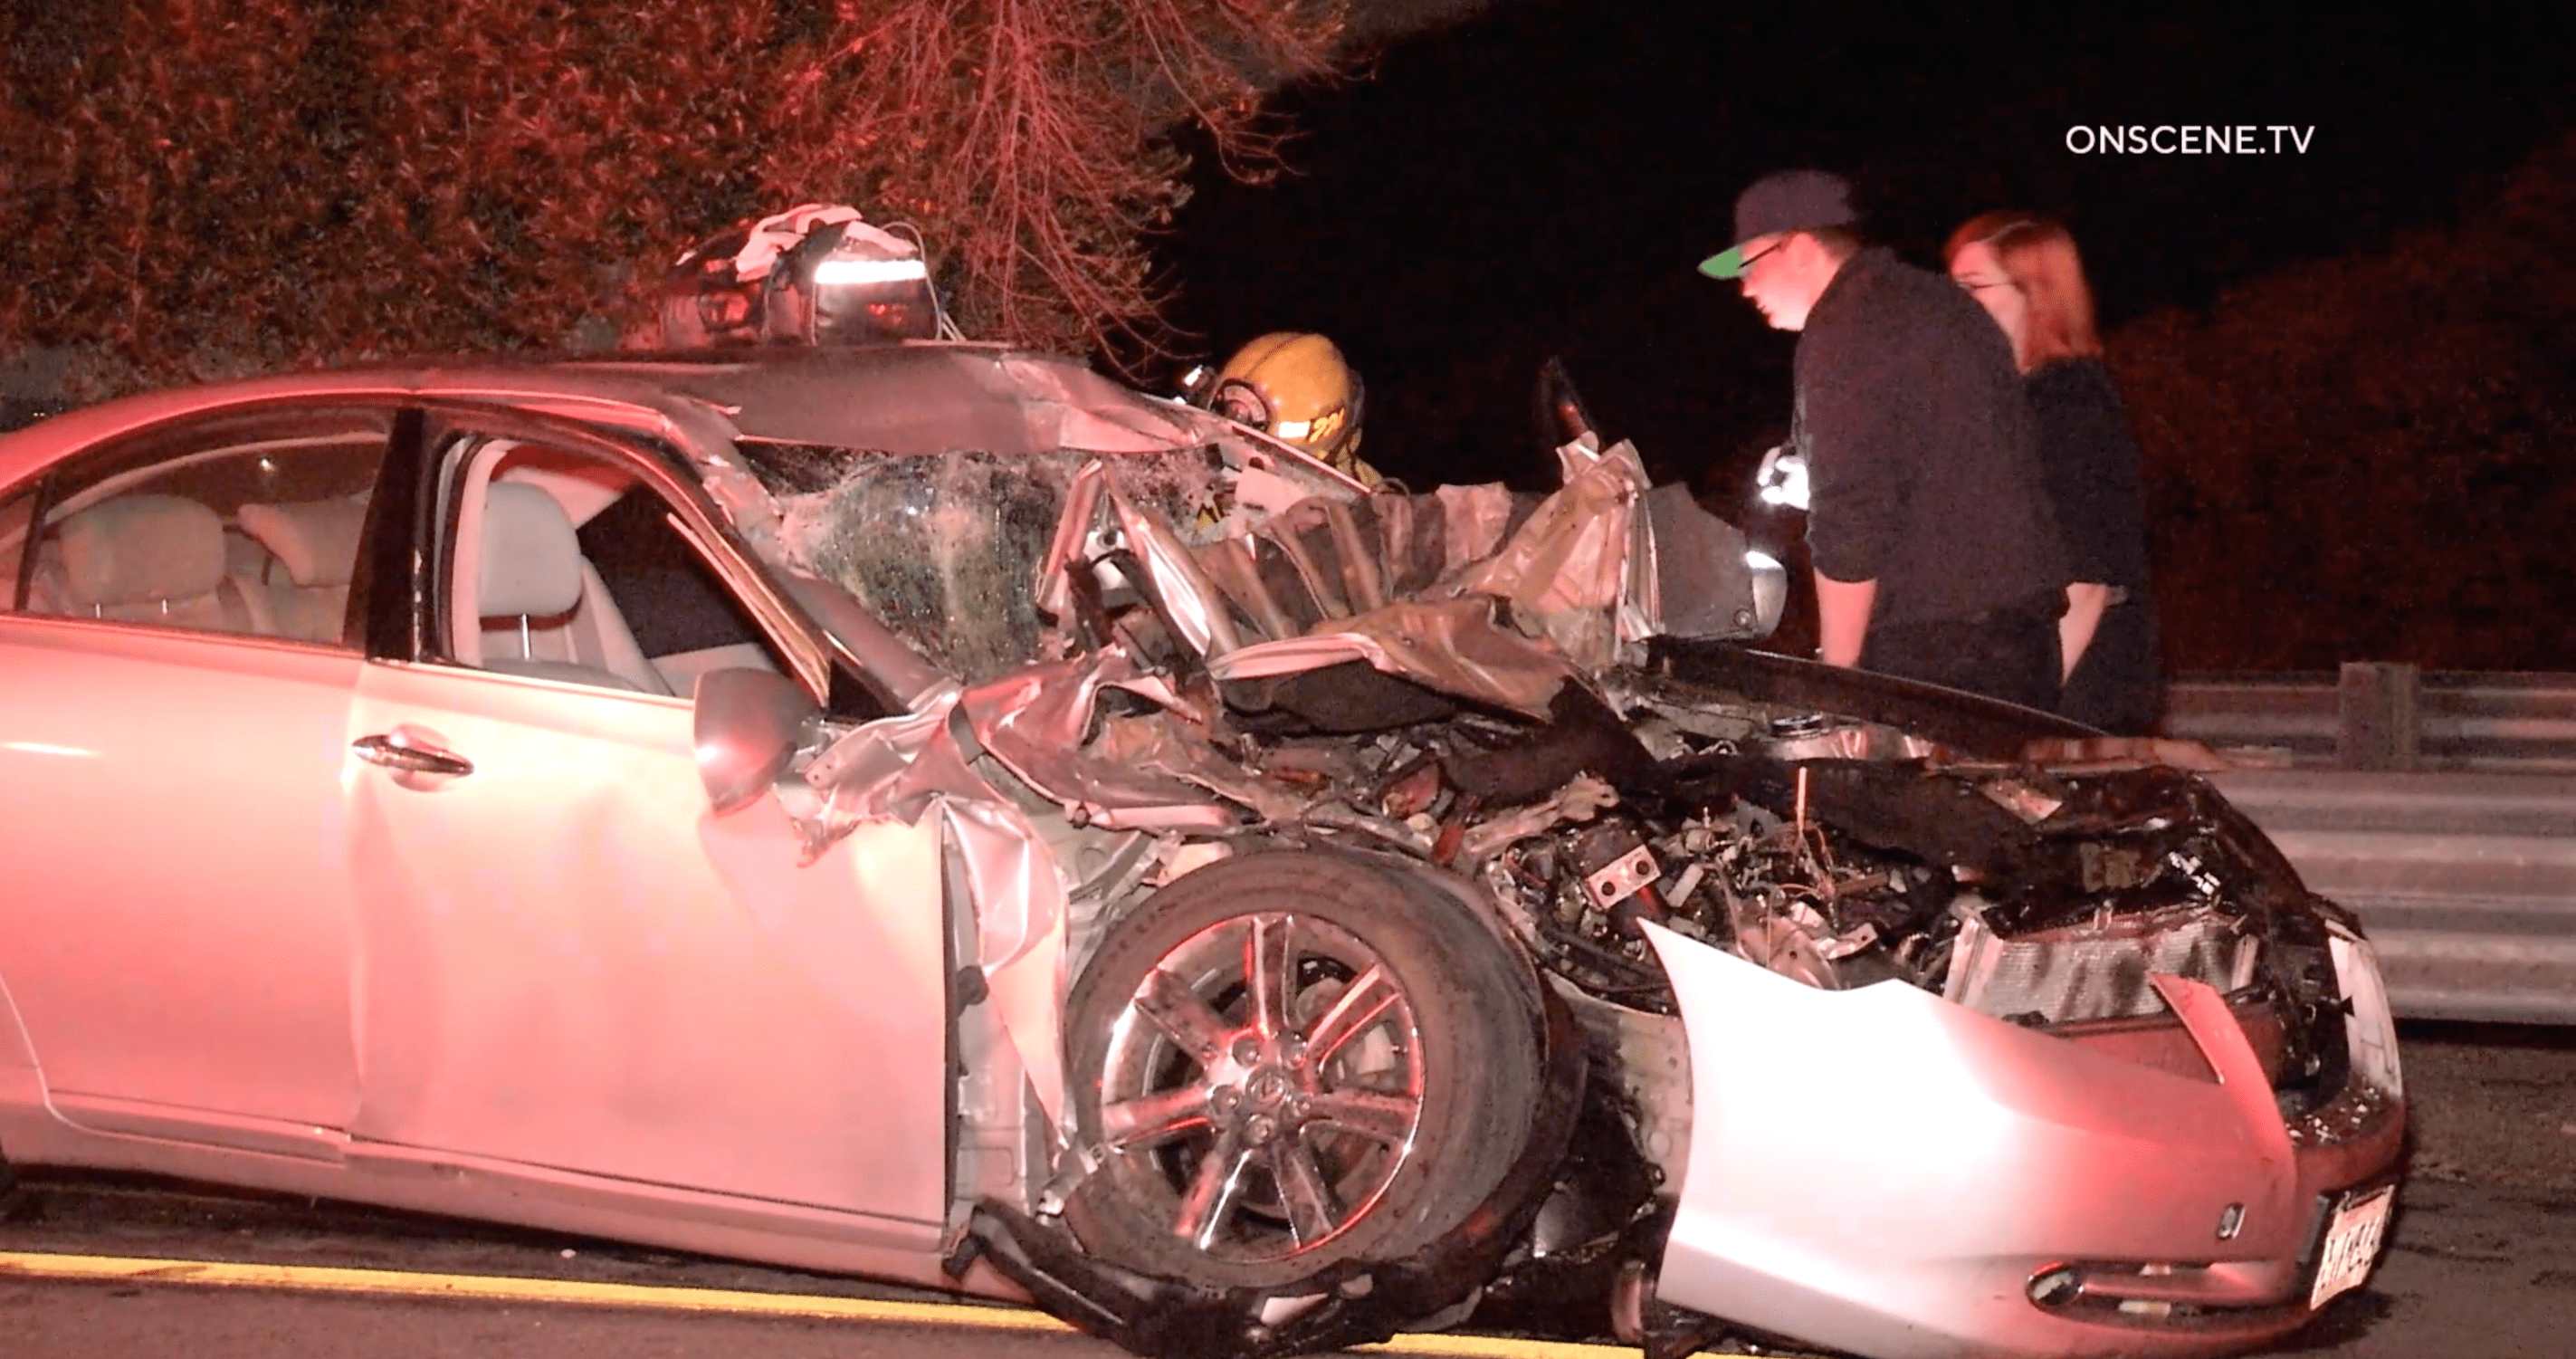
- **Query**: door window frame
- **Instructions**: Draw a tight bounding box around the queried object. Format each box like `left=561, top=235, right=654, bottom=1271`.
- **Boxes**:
left=4, top=402, right=398, bottom=647
left=383, top=402, right=878, bottom=715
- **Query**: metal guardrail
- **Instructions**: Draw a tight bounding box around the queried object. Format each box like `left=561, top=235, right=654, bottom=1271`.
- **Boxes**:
left=2205, top=769, right=2576, bottom=1026
left=2162, top=666, right=2576, bottom=1023
left=2164, top=664, right=2576, bottom=774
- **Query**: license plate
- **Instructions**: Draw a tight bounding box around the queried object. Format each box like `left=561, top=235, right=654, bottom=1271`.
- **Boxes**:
left=2309, top=1184, right=2397, bottom=1309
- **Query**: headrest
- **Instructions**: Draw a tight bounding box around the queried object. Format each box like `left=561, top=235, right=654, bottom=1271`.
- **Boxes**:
left=58, top=494, right=227, bottom=608
left=222, top=529, right=273, bottom=579
left=238, top=493, right=370, bottom=587
left=478, top=481, right=584, bottom=619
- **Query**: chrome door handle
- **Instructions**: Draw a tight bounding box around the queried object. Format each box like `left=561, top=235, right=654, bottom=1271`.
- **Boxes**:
left=352, top=734, right=475, bottom=779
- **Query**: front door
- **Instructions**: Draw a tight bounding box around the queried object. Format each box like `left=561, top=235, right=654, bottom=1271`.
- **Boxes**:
left=345, top=420, right=946, bottom=1226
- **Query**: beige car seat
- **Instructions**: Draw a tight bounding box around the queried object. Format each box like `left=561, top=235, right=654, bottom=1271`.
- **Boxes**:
left=45, top=494, right=258, bottom=634
left=473, top=482, right=667, bottom=694
left=236, top=493, right=370, bottom=643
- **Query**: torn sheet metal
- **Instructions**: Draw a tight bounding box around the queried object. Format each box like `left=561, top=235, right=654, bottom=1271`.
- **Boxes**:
left=1226, top=462, right=1323, bottom=518
left=947, top=799, right=1071, bottom=1128
left=1025, top=457, right=1249, bottom=656
left=1031, top=456, right=1111, bottom=636
left=1942, top=904, right=2253, bottom=1024
left=953, top=646, right=1282, bottom=828
left=1170, top=435, right=1755, bottom=721
left=789, top=703, right=975, bottom=853
left=1460, top=772, right=1621, bottom=863
left=1435, top=482, right=1522, bottom=567
left=1108, top=479, right=1245, bottom=657
left=1208, top=597, right=1588, bottom=721
left=1115, top=481, right=1516, bottom=649
left=1074, top=714, right=1307, bottom=826
left=993, top=356, right=1220, bottom=455
left=1457, top=438, right=1650, bottom=670
left=782, top=694, right=1075, bottom=1124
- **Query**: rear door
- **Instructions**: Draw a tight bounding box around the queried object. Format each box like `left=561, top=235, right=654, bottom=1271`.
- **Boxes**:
left=0, top=406, right=390, bottom=1149
left=343, top=412, right=949, bottom=1228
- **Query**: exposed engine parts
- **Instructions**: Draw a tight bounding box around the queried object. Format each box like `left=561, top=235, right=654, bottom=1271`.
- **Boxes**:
left=1224, top=666, right=2355, bottom=1124
left=1482, top=796, right=1959, bottom=1002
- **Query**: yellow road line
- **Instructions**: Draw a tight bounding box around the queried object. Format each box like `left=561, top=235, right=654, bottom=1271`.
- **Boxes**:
left=0, top=1251, right=1069, bottom=1330
left=0, top=1251, right=1630, bottom=1358
left=1360, top=1335, right=1633, bottom=1359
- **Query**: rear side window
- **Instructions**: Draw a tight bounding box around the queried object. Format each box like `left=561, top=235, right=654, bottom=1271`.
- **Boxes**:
left=15, top=407, right=391, bottom=646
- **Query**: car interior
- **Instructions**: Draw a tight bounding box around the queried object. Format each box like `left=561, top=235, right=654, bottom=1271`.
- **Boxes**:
left=441, top=435, right=786, bottom=695
left=8, top=418, right=790, bottom=703
left=14, top=423, right=386, bottom=644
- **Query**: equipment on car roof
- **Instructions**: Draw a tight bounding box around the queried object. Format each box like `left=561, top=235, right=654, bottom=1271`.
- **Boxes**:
left=658, top=204, right=959, bottom=349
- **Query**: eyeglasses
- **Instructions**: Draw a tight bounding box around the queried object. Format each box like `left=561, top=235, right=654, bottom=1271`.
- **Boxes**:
left=1737, top=236, right=1790, bottom=273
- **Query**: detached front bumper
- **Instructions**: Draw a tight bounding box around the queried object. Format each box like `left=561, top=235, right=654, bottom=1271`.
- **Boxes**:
left=1641, top=922, right=2406, bottom=1359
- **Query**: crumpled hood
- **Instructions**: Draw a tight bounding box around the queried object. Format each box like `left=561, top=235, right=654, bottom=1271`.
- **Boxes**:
left=699, top=388, right=1782, bottom=1125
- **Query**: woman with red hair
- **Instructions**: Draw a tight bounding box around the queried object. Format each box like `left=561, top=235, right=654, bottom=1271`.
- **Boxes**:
left=1945, top=214, right=2163, bottom=733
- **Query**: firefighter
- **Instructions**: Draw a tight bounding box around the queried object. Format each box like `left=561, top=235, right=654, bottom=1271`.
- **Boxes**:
left=1205, top=332, right=1383, bottom=488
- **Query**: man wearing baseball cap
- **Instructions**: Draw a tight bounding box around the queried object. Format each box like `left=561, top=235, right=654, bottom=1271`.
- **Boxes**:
left=1704, top=170, right=2070, bottom=711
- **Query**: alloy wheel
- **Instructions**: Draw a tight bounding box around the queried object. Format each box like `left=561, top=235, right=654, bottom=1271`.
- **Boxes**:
left=1093, top=911, right=1426, bottom=1262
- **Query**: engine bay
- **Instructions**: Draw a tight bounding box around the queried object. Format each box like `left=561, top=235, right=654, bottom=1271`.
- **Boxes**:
left=1226, top=659, right=2356, bottom=1117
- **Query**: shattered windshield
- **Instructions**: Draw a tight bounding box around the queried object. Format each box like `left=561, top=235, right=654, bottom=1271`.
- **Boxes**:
left=743, top=442, right=1230, bottom=684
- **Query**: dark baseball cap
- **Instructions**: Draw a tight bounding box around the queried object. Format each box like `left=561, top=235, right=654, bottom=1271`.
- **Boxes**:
left=1698, top=170, right=1860, bottom=278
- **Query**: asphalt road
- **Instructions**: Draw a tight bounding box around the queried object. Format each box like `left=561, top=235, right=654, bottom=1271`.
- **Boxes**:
left=2, top=1022, right=2570, bottom=1359
left=1, top=1287, right=1109, bottom=1359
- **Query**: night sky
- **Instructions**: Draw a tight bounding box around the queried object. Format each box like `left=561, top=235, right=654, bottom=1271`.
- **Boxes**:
left=1159, top=5, right=2570, bottom=500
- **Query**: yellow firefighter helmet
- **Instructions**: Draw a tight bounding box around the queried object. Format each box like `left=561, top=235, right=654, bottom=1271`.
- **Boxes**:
left=1208, top=332, right=1377, bottom=484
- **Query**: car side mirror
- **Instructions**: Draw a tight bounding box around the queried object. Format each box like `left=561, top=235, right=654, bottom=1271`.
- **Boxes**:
left=692, top=668, right=821, bottom=816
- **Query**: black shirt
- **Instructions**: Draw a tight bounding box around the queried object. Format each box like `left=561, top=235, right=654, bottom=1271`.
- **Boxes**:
left=2026, top=357, right=2162, bottom=733
left=1793, top=248, right=2068, bottom=627
left=2024, top=358, right=2151, bottom=592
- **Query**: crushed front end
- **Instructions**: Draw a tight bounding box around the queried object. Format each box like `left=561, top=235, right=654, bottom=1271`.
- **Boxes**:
left=1168, top=643, right=2406, bottom=1359
left=684, top=355, right=2399, bottom=1359
left=1478, top=653, right=2409, bottom=1359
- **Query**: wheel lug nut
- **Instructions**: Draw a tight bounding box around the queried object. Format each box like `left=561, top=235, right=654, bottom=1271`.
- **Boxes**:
left=1245, top=1114, right=1277, bottom=1145
left=1232, top=1035, right=1263, bottom=1066
left=1211, top=1086, right=1241, bottom=1116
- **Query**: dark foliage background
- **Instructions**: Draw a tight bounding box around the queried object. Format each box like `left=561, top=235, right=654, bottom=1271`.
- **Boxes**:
left=5, top=2, right=2569, bottom=674
left=2108, top=134, right=2576, bottom=672
left=0, top=0, right=1343, bottom=395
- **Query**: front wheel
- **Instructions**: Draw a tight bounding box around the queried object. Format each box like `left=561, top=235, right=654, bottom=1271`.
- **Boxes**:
left=1063, top=850, right=1547, bottom=1290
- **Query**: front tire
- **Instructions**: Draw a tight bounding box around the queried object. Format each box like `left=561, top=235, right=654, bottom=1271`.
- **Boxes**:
left=1063, top=850, right=1546, bottom=1290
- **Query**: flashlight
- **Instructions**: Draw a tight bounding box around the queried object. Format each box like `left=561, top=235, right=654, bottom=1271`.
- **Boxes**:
left=1754, top=445, right=1810, bottom=512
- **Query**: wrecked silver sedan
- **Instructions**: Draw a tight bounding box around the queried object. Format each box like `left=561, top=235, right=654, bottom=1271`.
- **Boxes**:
left=0, top=345, right=2402, bottom=1359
